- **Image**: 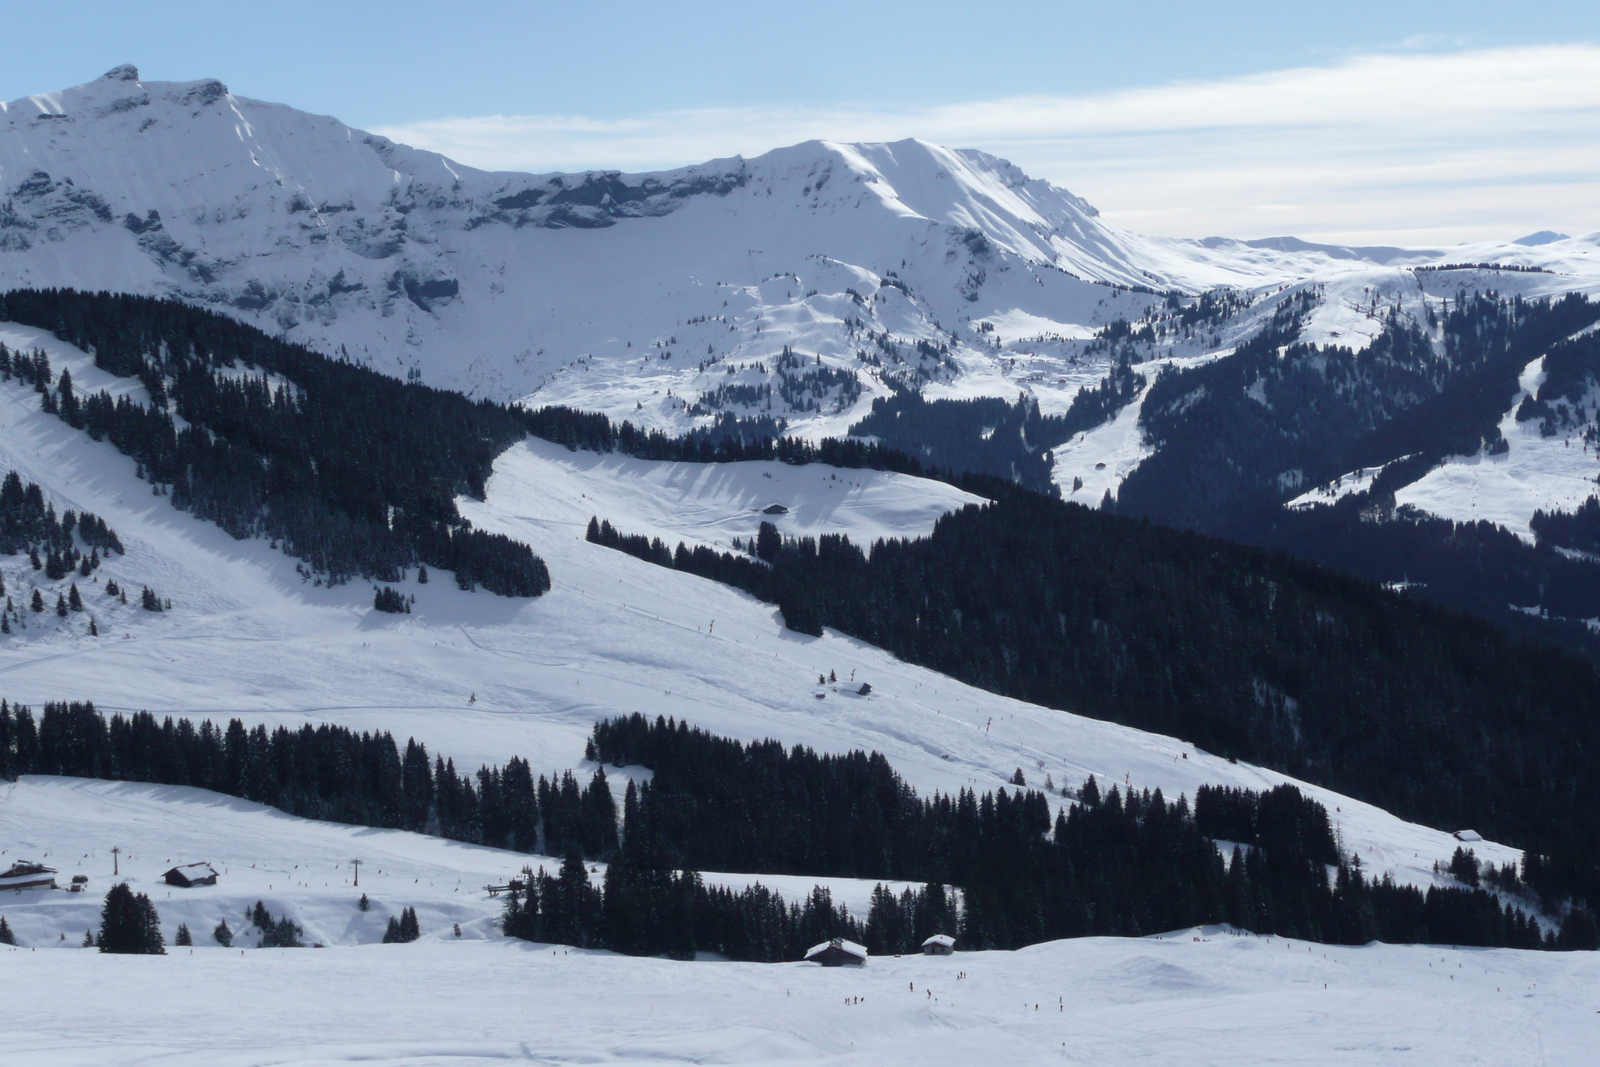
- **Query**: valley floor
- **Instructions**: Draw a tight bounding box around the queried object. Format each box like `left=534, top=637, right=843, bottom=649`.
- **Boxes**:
left=2, top=922, right=1595, bottom=1066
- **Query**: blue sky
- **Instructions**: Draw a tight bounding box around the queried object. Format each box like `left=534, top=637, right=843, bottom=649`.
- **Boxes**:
left=3, top=1, right=1592, bottom=126
left=5, top=2, right=1597, bottom=242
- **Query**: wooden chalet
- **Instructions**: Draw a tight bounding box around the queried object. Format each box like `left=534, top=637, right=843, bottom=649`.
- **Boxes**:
left=804, top=937, right=868, bottom=966
left=921, top=933, right=956, bottom=956
left=0, top=861, right=57, bottom=892
left=162, top=862, right=219, bottom=887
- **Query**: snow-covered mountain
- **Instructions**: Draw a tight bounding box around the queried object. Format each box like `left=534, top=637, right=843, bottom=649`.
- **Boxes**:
left=0, top=317, right=1579, bottom=1064
left=3, top=71, right=1596, bottom=1060
left=5, top=65, right=1597, bottom=457
left=0, top=319, right=1513, bottom=881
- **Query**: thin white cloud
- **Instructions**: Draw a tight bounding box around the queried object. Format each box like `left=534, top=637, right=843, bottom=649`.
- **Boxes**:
left=374, top=45, right=1600, bottom=244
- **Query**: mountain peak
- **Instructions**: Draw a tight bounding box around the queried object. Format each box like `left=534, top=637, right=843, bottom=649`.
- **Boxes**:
left=99, top=64, right=140, bottom=83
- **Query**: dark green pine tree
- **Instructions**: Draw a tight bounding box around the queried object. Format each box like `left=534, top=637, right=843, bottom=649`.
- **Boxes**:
left=174, top=923, right=193, bottom=946
left=0, top=915, right=14, bottom=945
left=399, top=906, right=420, bottom=942
left=55, top=593, right=68, bottom=617
left=213, top=919, right=233, bottom=947
left=30, top=589, right=43, bottom=613
left=580, top=767, right=619, bottom=860
left=96, top=883, right=165, bottom=954
left=68, top=583, right=82, bottom=611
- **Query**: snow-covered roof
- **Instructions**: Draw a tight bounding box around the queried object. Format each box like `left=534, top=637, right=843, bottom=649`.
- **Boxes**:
left=805, top=938, right=868, bottom=960
left=166, top=862, right=217, bottom=877
left=1453, top=830, right=1484, bottom=843
left=1, top=861, right=55, bottom=878
left=921, top=934, right=956, bottom=948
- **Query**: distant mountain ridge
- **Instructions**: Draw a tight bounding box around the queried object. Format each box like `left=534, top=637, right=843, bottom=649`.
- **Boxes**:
left=8, top=66, right=1600, bottom=629
left=4, top=67, right=1593, bottom=419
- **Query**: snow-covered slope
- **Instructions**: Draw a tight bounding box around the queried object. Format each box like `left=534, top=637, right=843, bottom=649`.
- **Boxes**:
left=6, top=886, right=1598, bottom=1067
left=0, top=775, right=921, bottom=951
left=5, top=65, right=1598, bottom=455
left=1394, top=354, right=1600, bottom=540
left=0, top=324, right=1520, bottom=898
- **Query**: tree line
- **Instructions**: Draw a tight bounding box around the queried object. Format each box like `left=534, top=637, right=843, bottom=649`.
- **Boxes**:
left=0, top=699, right=616, bottom=858
left=0, top=290, right=548, bottom=597
left=0, top=470, right=124, bottom=559
left=584, top=713, right=1590, bottom=953
left=2, top=698, right=1590, bottom=956
left=584, top=500, right=1600, bottom=923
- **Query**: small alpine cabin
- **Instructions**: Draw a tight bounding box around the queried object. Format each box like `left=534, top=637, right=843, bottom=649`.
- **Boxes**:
left=163, top=863, right=219, bottom=888
left=805, top=937, right=868, bottom=966
left=921, top=933, right=956, bottom=956
left=0, top=861, right=57, bottom=892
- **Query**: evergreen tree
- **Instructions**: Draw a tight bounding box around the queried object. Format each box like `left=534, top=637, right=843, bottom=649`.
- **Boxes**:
left=213, top=919, right=233, bottom=947
left=373, top=586, right=409, bottom=614
left=96, top=883, right=165, bottom=954
left=30, top=589, right=42, bottom=613
left=0, top=915, right=13, bottom=945
left=250, top=901, right=303, bottom=948
left=68, top=583, right=82, bottom=611
left=381, top=908, right=420, bottom=944
left=359, top=893, right=370, bottom=912
left=174, top=922, right=192, bottom=947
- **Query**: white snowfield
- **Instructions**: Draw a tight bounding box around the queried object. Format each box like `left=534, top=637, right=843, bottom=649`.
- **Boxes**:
left=1397, top=356, right=1600, bottom=540
left=2, top=916, right=1597, bottom=1066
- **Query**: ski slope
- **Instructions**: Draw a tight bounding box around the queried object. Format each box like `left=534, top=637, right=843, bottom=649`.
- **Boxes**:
left=0, top=775, right=921, bottom=951
left=1, top=777, right=1591, bottom=1066
left=0, top=322, right=1523, bottom=899
left=2, top=907, right=1595, bottom=1066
